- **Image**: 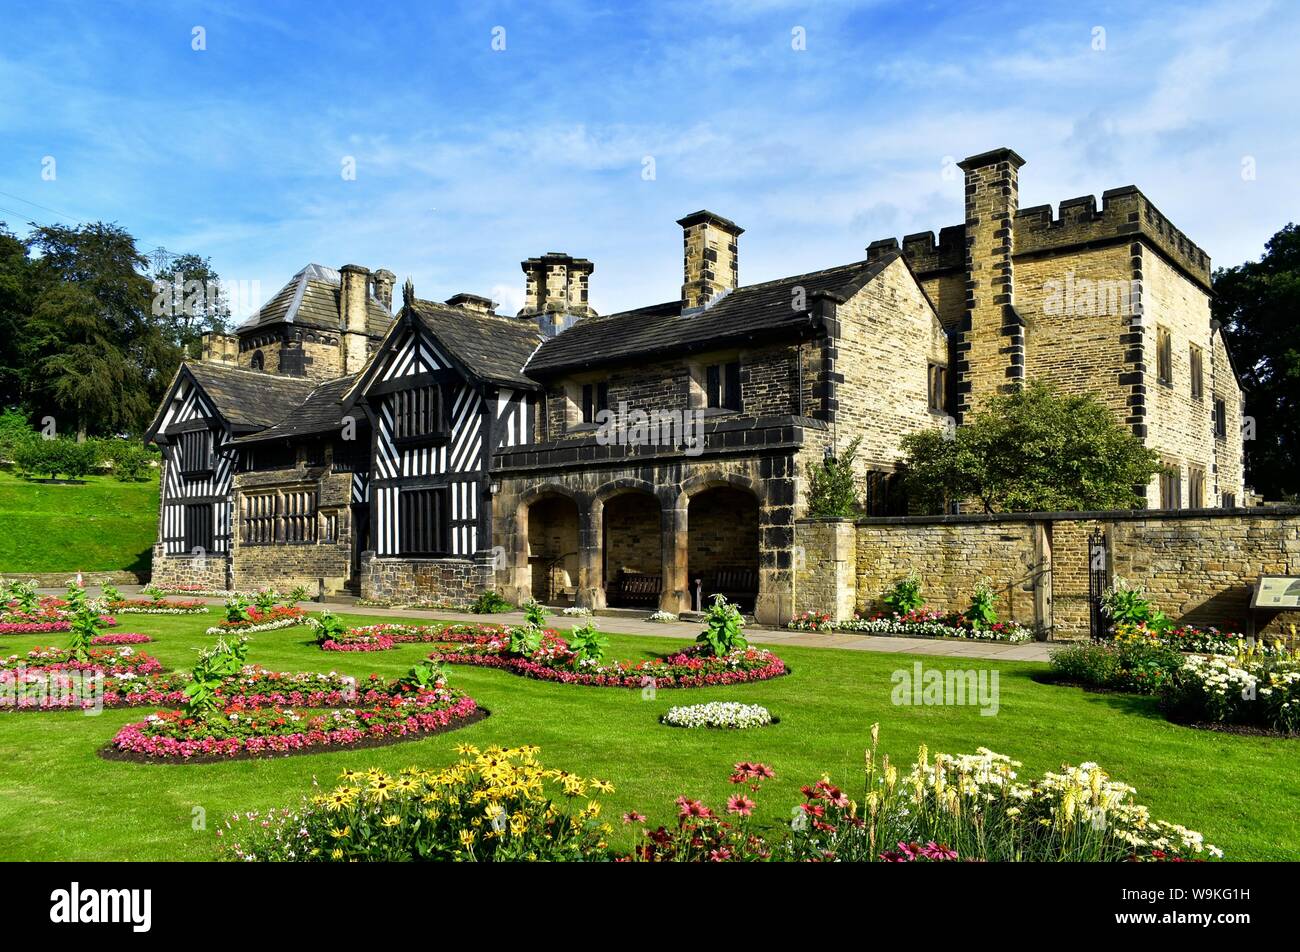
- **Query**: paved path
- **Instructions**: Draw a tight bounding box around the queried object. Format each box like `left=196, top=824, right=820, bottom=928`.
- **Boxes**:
left=65, top=584, right=1054, bottom=662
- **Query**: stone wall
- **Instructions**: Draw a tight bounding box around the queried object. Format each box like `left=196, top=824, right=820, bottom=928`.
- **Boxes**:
left=149, top=546, right=231, bottom=590
left=362, top=551, right=494, bottom=607
left=791, top=508, right=1300, bottom=637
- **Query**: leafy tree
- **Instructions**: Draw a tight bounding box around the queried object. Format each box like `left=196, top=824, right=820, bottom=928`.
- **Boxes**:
left=22, top=223, right=182, bottom=438
left=808, top=437, right=864, bottom=516
left=0, top=407, right=36, bottom=462
left=152, top=251, right=232, bottom=356
left=13, top=436, right=96, bottom=480
left=900, top=382, right=1164, bottom=513
left=0, top=225, right=38, bottom=409
left=1214, top=223, right=1300, bottom=500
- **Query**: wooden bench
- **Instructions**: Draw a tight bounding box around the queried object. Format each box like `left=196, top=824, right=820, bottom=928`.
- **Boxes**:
left=700, top=566, right=758, bottom=609
left=608, top=571, right=662, bottom=606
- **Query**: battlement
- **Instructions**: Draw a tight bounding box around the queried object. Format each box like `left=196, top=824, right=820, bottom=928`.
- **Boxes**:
left=1013, top=186, right=1211, bottom=290
left=866, top=224, right=966, bottom=275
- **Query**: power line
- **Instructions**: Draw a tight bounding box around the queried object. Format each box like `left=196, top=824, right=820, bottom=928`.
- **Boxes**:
left=0, top=188, right=83, bottom=224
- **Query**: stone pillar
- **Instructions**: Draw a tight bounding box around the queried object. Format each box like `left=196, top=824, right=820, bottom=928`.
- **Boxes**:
left=339, top=264, right=371, bottom=375
left=576, top=501, right=606, bottom=609
left=677, top=210, right=743, bottom=310
left=660, top=497, right=689, bottom=613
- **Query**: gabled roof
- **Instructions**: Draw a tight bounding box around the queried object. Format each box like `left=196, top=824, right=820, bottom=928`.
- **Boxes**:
left=230, top=375, right=356, bottom=445
left=237, top=263, right=393, bottom=338
left=408, top=299, right=543, bottom=389
left=525, top=254, right=900, bottom=375
left=145, top=361, right=317, bottom=443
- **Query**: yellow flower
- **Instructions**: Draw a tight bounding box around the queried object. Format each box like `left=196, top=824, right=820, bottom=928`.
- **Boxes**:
left=509, top=813, right=528, bottom=836
left=331, top=848, right=344, bottom=860
left=590, top=779, right=615, bottom=794
left=381, top=814, right=402, bottom=828
left=459, top=829, right=476, bottom=846
left=329, top=825, right=351, bottom=839
left=368, top=778, right=394, bottom=803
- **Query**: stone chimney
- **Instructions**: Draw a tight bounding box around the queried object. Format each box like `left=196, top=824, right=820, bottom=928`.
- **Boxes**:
left=199, top=332, right=238, bottom=365
left=518, top=252, right=595, bottom=337
left=956, top=147, right=1026, bottom=417
left=371, top=269, right=396, bottom=313
left=677, top=210, right=743, bottom=310
left=446, top=292, right=496, bottom=315
left=339, top=263, right=371, bottom=374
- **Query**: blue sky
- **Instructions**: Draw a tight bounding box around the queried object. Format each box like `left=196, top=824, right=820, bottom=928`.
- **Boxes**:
left=1, top=0, right=1296, bottom=319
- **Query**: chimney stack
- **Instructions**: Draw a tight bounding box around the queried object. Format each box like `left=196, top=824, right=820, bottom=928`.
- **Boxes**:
left=446, top=292, right=497, bottom=315
left=677, top=210, right=742, bottom=310
left=339, top=263, right=371, bottom=374
left=371, top=269, right=396, bottom=313
left=518, top=252, right=595, bottom=337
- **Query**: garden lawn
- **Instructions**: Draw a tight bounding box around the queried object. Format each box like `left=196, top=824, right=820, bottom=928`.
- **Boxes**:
left=0, top=471, right=158, bottom=574
left=0, top=611, right=1296, bottom=861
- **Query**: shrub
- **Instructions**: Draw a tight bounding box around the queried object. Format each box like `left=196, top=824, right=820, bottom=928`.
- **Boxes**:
left=882, top=571, right=924, bottom=616
left=1161, top=652, right=1300, bottom=734
left=522, top=599, right=547, bottom=627
left=14, top=437, right=97, bottom=480
left=964, top=579, right=999, bottom=630
left=1049, top=641, right=1122, bottom=687
left=1049, top=631, right=1185, bottom=695
left=507, top=625, right=543, bottom=656
left=182, top=635, right=250, bottom=717
left=309, top=610, right=348, bottom=646
left=568, top=622, right=608, bottom=665
left=697, top=595, right=747, bottom=657
left=0, top=409, right=36, bottom=463
left=63, top=584, right=105, bottom=661
left=807, top=437, right=863, bottom=517
left=471, top=590, right=514, bottom=614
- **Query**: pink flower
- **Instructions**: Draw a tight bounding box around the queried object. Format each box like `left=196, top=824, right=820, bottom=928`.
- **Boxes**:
left=726, top=795, right=755, bottom=816
left=622, top=811, right=647, bottom=824
left=675, top=797, right=713, bottom=819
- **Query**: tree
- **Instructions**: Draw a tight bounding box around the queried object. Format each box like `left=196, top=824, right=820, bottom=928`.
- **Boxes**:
left=807, top=437, right=864, bottom=516
left=899, top=382, right=1164, bottom=513
left=0, top=224, right=38, bottom=409
left=21, top=223, right=182, bottom=437
left=1214, top=223, right=1300, bottom=500
left=152, top=251, right=232, bottom=356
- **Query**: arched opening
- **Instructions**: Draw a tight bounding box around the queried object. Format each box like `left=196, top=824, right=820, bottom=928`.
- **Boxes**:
left=687, top=486, right=760, bottom=612
left=525, top=493, right=580, bottom=606
left=601, top=491, right=663, bottom=608
left=250, top=350, right=264, bottom=371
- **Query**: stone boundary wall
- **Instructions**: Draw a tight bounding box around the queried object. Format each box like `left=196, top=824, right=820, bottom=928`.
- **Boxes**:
left=794, top=507, right=1300, bottom=637
left=362, top=551, right=494, bottom=608
left=148, top=547, right=231, bottom=591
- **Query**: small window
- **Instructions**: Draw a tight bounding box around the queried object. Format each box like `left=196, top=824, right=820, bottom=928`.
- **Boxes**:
left=1223, top=492, right=1237, bottom=509
left=1156, top=326, right=1172, bottom=386
left=705, top=361, right=741, bottom=411
left=177, top=430, right=212, bottom=476
left=393, top=385, right=445, bottom=441
left=1213, top=398, right=1227, bottom=440
left=1188, top=467, right=1205, bottom=508
left=927, top=363, right=948, bottom=412
left=580, top=381, right=609, bottom=424
left=321, top=511, right=338, bottom=544
left=183, top=504, right=213, bottom=553
left=399, top=487, right=449, bottom=556
left=282, top=491, right=316, bottom=543
left=1159, top=466, right=1181, bottom=509
left=1189, top=345, right=1203, bottom=400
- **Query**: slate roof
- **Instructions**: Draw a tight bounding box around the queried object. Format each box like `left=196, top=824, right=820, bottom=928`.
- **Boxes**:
left=525, top=254, right=899, bottom=374
left=183, top=362, right=317, bottom=431
left=231, top=375, right=356, bottom=444
left=237, top=264, right=394, bottom=338
left=410, top=299, right=543, bottom=389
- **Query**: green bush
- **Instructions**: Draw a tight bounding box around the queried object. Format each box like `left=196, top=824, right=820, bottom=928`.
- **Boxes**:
left=568, top=622, right=609, bottom=664
left=882, top=571, right=924, bottom=615
left=697, top=595, right=747, bottom=657
left=0, top=409, right=36, bottom=463
left=13, top=437, right=98, bottom=480
left=807, top=437, right=863, bottom=517
left=471, top=590, right=514, bottom=614
left=1050, top=642, right=1122, bottom=687
left=521, top=599, right=547, bottom=627
left=1049, top=633, right=1184, bottom=695
left=964, top=579, right=999, bottom=630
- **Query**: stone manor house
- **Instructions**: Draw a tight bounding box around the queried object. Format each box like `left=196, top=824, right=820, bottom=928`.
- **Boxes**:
left=145, top=147, right=1245, bottom=626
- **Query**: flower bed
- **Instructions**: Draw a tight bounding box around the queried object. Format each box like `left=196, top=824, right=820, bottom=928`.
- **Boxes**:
left=91, top=633, right=153, bottom=645
left=207, top=605, right=307, bottom=635
left=1, top=645, right=172, bottom=711
left=831, top=609, right=1034, bottom=643
left=429, top=629, right=787, bottom=689
left=2, top=645, right=162, bottom=678
left=318, top=622, right=506, bottom=652
left=661, top=701, right=775, bottom=729
left=107, top=598, right=208, bottom=615
left=1161, top=653, right=1300, bottom=735
left=107, top=686, right=483, bottom=761
left=0, top=615, right=117, bottom=635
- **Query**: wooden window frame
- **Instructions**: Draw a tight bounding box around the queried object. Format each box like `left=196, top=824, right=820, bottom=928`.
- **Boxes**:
left=1189, top=345, right=1204, bottom=400
left=1159, top=466, right=1182, bottom=509
left=182, top=503, right=213, bottom=553
left=1213, top=397, right=1227, bottom=440
left=705, top=360, right=742, bottom=411
left=1188, top=466, right=1206, bottom=509
left=580, top=381, right=610, bottom=424
left=927, top=363, right=949, bottom=413
left=177, top=429, right=213, bottom=477
left=1156, top=326, right=1172, bottom=386
left=392, top=385, right=449, bottom=446
left=398, top=486, right=450, bottom=556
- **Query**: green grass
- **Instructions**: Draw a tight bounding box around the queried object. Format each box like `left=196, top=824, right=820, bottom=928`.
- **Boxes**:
left=0, top=470, right=157, bottom=574
left=0, top=611, right=1297, bottom=861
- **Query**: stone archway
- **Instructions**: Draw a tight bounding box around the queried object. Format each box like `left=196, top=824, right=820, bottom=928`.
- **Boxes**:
left=686, top=485, right=761, bottom=612
left=599, top=489, right=664, bottom=609
left=514, top=486, right=582, bottom=606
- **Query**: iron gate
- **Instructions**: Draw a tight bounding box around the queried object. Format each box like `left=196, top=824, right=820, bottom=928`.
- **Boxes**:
left=1087, top=529, right=1109, bottom=640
